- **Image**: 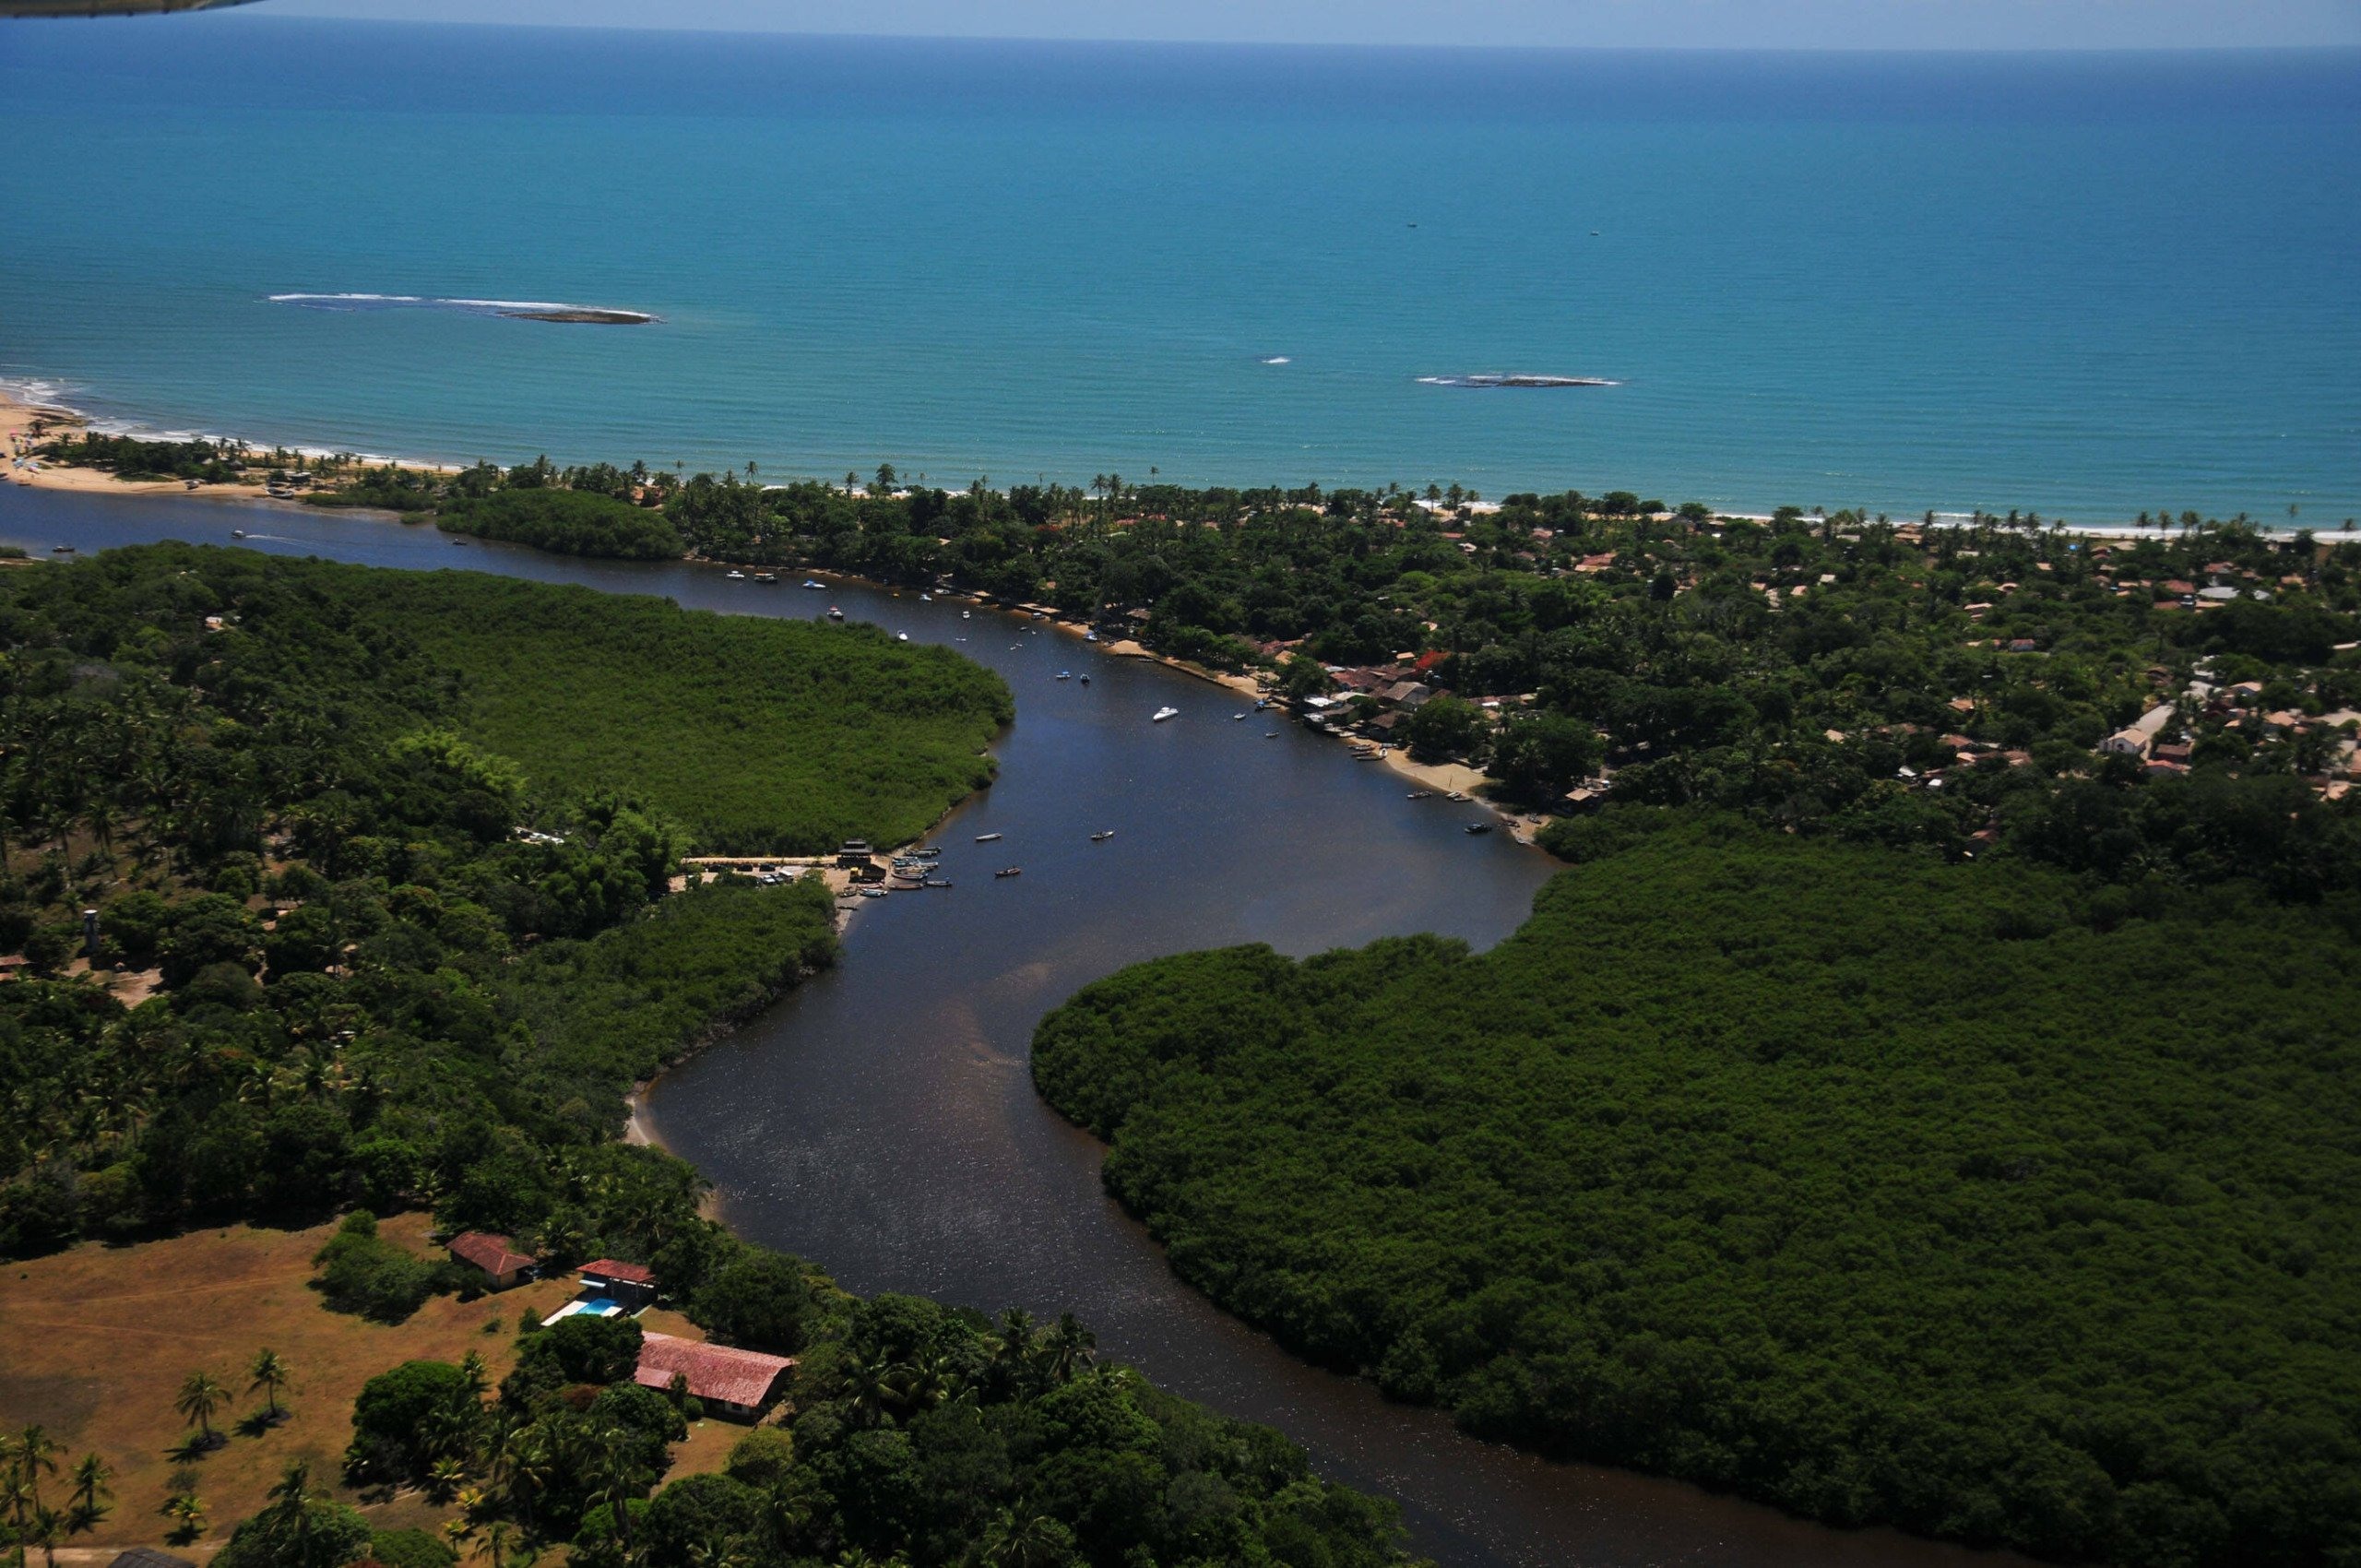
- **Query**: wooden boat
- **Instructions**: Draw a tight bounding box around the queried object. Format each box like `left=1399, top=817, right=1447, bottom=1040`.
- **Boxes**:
left=975, top=832, right=1003, bottom=843
left=995, top=867, right=1023, bottom=878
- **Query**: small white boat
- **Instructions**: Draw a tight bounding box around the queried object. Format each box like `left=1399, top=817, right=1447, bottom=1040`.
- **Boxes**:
left=921, top=592, right=932, bottom=601
left=1152, top=707, right=1180, bottom=722
left=976, top=832, right=1003, bottom=843
left=963, top=610, right=972, bottom=619
left=1232, top=712, right=1247, bottom=720
left=1057, top=671, right=1072, bottom=681
left=896, top=632, right=909, bottom=642
left=1264, top=731, right=1279, bottom=738
left=827, top=606, right=845, bottom=620
left=1084, top=631, right=1098, bottom=642
left=803, top=579, right=824, bottom=589
left=1446, top=790, right=1469, bottom=802
left=1091, top=830, right=1115, bottom=843
left=753, top=572, right=777, bottom=584
left=231, top=529, right=247, bottom=540
left=727, top=570, right=746, bottom=580
left=995, top=866, right=1023, bottom=879
left=859, top=885, right=889, bottom=897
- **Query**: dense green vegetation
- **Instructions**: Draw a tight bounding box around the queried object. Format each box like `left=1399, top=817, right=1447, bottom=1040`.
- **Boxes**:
left=0, top=541, right=1420, bottom=1568
left=322, top=1273, right=1418, bottom=1568
left=288, top=449, right=2361, bottom=896
left=35, top=431, right=251, bottom=483
left=1034, top=821, right=2361, bottom=1566
left=435, top=488, right=684, bottom=560
left=0, top=544, right=999, bottom=1257
left=364, top=571, right=1008, bottom=853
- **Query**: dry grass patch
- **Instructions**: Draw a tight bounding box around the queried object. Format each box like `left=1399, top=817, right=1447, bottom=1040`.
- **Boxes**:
left=0, top=1213, right=577, bottom=1556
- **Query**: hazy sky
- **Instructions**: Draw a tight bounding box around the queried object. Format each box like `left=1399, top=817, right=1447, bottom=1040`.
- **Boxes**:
left=269, top=0, right=2361, bottom=50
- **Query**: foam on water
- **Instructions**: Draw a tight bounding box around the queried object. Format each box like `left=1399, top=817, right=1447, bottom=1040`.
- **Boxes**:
left=270, top=292, right=657, bottom=322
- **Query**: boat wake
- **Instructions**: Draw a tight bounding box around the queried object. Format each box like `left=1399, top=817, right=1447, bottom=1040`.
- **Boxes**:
left=1418, top=373, right=1619, bottom=388
left=268, top=293, right=659, bottom=325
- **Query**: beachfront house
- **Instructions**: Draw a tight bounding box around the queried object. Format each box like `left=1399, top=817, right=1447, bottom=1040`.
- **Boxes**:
left=448, top=1231, right=536, bottom=1290
left=635, top=1333, right=796, bottom=1421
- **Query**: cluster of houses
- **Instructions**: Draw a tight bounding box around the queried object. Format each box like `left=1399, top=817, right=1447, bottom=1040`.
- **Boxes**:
left=446, top=1231, right=794, bottom=1421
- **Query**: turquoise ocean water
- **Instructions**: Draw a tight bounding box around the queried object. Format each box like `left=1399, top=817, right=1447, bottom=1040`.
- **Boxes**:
left=1, top=18, right=2355, bottom=519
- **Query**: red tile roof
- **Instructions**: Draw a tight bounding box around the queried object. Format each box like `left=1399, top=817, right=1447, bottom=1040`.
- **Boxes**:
left=635, top=1333, right=794, bottom=1409
left=581, top=1258, right=656, bottom=1287
left=449, top=1231, right=533, bottom=1276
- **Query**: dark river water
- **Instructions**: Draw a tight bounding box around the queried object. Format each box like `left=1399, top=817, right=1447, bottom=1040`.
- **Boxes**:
left=2, top=483, right=2034, bottom=1568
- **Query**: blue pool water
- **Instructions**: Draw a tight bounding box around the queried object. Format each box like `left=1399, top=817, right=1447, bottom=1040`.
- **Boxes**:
left=0, top=18, right=2355, bottom=519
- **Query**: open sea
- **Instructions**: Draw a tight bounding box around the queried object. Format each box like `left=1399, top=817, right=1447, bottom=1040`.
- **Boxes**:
left=1, top=18, right=2355, bottom=519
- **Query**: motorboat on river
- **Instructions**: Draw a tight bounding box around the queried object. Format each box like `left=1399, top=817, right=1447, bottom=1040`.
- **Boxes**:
left=727, top=569, right=746, bottom=580
left=896, top=632, right=910, bottom=642
left=753, top=572, right=777, bottom=584
left=1057, top=671, right=1072, bottom=681
left=1152, top=707, right=1180, bottom=722
left=975, top=832, right=1003, bottom=843
left=827, top=606, right=845, bottom=620
left=1465, top=822, right=1493, bottom=835
left=995, top=866, right=1023, bottom=878
left=802, top=578, right=824, bottom=589
left=1090, top=830, right=1115, bottom=842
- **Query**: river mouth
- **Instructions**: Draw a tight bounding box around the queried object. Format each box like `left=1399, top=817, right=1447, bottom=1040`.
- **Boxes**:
left=0, top=481, right=2037, bottom=1568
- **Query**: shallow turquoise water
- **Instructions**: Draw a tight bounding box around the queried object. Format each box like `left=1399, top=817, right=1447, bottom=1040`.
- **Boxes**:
left=1, top=19, right=2355, bottom=519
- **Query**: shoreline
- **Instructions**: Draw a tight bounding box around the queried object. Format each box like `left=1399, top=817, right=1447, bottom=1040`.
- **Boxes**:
left=5, top=386, right=2325, bottom=543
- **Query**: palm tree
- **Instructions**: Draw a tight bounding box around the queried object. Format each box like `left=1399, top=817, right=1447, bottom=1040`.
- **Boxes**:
left=174, top=1371, right=229, bottom=1447
left=248, top=1349, right=292, bottom=1424
left=65, top=1455, right=110, bottom=1532
left=1039, top=1313, right=1096, bottom=1384
left=21, top=1501, right=65, bottom=1568
left=979, top=1508, right=1071, bottom=1568
left=160, top=1490, right=206, bottom=1545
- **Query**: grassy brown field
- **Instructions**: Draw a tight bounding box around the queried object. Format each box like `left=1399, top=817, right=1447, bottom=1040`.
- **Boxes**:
left=0, top=1214, right=735, bottom=1562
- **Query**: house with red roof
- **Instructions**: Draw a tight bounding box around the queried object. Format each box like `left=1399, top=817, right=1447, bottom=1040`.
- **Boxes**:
left=447, top=1231, right=536, bottom=1290
left=580, top=1258, right=659, bottom=1312
left=635, top=1333, right=795, bottom=1420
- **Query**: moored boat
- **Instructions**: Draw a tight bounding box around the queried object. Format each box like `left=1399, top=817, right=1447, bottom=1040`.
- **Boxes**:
left=1465, top=822, right=1493, bottom=835
left=1152, top=706, right=1180, bottom=722
left=975, top=832, right=1003, bottom=843
left=802, top=578, right=824, bottom=589
left=1090, top=830, right=1115, bottom=842
left=995, top=866, right=1023, bottom=878
left=727, top=569, right=746, bottom=580
left=827, top=606, right=845, bottom=620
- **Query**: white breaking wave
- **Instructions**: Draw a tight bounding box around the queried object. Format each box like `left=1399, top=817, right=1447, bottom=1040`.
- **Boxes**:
left=269, top=292, right=657, bottom=322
